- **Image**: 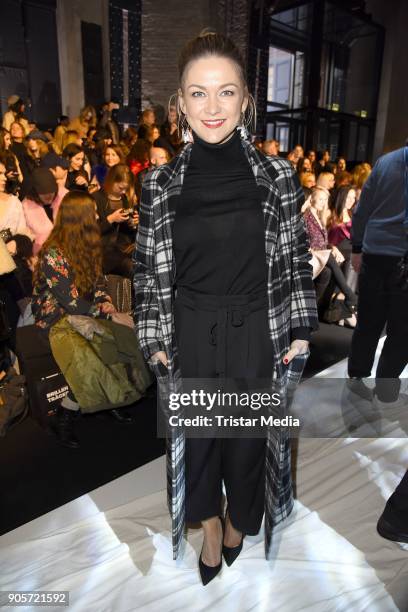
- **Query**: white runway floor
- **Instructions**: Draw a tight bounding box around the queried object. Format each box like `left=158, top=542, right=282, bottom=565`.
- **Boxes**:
left=1, top=340, right=408, bottom=612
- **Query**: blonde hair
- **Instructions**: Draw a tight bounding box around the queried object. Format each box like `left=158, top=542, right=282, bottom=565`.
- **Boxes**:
left=352, top=163, right=371, bottom=190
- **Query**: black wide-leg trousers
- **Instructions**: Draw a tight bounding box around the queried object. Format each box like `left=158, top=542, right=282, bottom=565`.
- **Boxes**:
left=174, top=286, right=274, bottom=535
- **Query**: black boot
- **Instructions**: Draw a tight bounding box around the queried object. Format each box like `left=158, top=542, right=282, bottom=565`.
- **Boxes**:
left=53, top=405, right=80, bottom=449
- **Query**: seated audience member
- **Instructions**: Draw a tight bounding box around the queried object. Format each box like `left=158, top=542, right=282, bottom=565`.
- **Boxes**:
left=337, top=157, right=347, bottom=173
left=150, top=141, right=171, bottom=167
left=127, top=139, right=150, bottom=177
left=304, top=187, right=357, bottom=318
left=335, top=170, right=352, bottom=188
left=98, top=101, right=121, bottom=145
left=61, top=130, right=82, bottom=151
left=144, top=125, right=161, bottom=145
left=40, top=151, right=70, bottom=196
left=9, top=122, right=32, bottom=196
left=352, top=163, right=372, bottom=202
left=0, top=234, right=28, bottom=350
left=31, top=191, right=152, bottom=448
left=2, top=96, right=30, bottom=135
left=317, top=171, right=335, bottom=191
left=92, top=163, right=138, bottom=278
left=120, top=127, right=138, bottom=157
left=22, top=168, right=65, bottom=254
left=262, top=139, right=279, bottom=157
left=138, top=108, right=156, bottom=139
left=82, top=127, right=99, bottom=167
left=324, top=161, right=337, bottom=176
left=53, top=115, right=70, bottom=155
left=26, top=132, right=50, bottom=172
left=306, top=149, right=316, bottom=169
left=8, top=234, right=35, bottom=300
left=68, top=105, right=97, bottom=140
left=328, top=185, right=357, bottom=273
left=301, top=186, right=313, bottom=214
left=317, top=149, right=330, bottom=170
left=296, top=157, right=313, bottom=174
left=134, top=140, right=172, bottom=200
left=315, top=173, right=334, bottom=226
left=299, top=171, right=316, bottom=190
left=0, top=161, right=32, bottom=239
left=0, top=128, right=23, bottom=195
left=292, top=144, right=304, bottom=163
left=93, top=144, right=125, bottom=186
left=287, top=150, right=297, bottom=169
left=160, top=105, right=182, bottom=153
left=62, top=144, right=90, bottom=192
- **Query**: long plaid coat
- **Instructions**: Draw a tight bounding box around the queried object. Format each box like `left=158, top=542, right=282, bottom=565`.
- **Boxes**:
left=133, top=134, right=318, bottom=560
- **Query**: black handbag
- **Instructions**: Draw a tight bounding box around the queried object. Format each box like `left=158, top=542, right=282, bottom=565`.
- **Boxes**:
left=322, top=295, right=352, bottom=324
left=0, top=368, right=28, bottom=437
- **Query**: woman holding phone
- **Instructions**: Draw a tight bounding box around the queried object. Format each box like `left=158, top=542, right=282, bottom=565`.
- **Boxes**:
left=93, top=163, right=139, bottom=278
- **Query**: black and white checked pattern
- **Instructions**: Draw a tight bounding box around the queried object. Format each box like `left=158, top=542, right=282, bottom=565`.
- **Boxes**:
left=133, top=135, right=318, bottom=560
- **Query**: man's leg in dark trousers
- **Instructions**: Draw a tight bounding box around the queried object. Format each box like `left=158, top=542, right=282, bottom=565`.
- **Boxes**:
left=348, top=255, right=387, bottom=379
left=375, top=262, right=408, bottom=401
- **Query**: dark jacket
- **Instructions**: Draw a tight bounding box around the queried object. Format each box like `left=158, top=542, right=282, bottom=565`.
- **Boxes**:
left=352, top=147, right=407, bottom=256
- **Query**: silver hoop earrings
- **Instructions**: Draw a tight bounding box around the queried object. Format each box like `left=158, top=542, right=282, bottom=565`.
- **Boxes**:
left=237, top=124, right=250, bottom=140
left=182, top=126, right=193, bottom=144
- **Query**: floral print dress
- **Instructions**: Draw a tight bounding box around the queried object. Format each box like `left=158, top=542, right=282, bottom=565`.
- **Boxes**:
left=32, top=247, right=110, bottom=331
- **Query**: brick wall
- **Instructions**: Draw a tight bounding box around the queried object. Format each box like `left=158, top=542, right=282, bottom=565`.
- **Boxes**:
left=141, top=0, right=211, bottom=111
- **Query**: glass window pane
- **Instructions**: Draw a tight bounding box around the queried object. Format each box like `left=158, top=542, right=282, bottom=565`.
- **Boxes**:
left=275, top=122, right=290, bottom=152
left=322, top=3, right=382, bottom=117
left=266, top=123, right=275, bottom=140
left=268, top=47, right=304, bottom=109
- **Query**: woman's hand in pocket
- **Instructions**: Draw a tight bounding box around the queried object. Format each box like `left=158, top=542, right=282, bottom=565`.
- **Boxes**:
left=151, top=351, right=168, bottom=367
left=282, top=340, right=309, bottom=365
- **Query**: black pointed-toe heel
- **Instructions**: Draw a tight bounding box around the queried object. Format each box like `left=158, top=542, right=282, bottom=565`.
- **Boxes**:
left=222, top=509, right=243, bottom=567
left=199, top=517, right=224, bottom=586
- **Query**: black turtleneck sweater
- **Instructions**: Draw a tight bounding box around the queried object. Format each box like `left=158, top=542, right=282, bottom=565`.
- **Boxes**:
left=173, top=129, right=268, bottom=295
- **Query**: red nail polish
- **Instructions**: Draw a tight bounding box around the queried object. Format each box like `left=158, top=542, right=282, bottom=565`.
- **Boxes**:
left=284, top=358, right=288, bottom=364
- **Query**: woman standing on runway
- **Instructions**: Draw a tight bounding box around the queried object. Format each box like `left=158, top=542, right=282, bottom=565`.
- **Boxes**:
left=133, top=32, right=318, bottom=585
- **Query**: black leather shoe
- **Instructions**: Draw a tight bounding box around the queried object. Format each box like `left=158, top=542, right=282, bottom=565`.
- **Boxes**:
left=53, top=406, right=80, bottom=449
left=109, top=408, right=135, bottom=423
left=222, top=508, right=243, bottom=566
left=377, top=514, right=408, bottom=543
left=199, top=517, right=223, bottom=586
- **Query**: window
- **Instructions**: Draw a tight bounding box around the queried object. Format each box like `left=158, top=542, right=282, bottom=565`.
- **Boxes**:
left=268, top=47, right=304, bottom=109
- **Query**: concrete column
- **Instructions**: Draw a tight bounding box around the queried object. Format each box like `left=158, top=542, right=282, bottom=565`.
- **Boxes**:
left=56, top=0, right=110, bottom=118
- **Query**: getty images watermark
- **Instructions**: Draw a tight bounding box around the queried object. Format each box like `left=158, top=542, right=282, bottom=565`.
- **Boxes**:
left=156, top=387, right=300, bottom=437
left=157, top=376, right=408, bottom=439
